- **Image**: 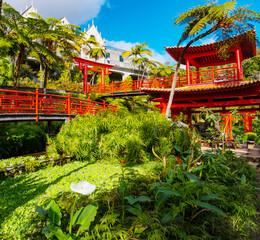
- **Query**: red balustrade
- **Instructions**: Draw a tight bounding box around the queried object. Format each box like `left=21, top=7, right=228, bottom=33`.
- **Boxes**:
left=86, top=66, right=239, bottom=95
left=0, top=89, right=117, bottom=121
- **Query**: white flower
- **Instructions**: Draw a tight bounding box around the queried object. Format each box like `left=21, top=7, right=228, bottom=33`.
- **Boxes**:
left=70, top=181, right=96, bottom=195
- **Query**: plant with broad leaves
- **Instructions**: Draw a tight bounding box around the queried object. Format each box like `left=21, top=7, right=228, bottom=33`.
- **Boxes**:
left=36, top=181, right=97, bottom=239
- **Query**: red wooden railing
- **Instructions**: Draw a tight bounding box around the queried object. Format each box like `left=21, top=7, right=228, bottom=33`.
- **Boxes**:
left=87, top=66, right=240, bottom=95
left=0, top=89, right=117, bottom=121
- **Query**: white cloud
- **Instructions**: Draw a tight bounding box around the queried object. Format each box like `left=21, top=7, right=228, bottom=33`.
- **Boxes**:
left=199, top=36, right=216, bottom=45
left=106, top=40, right=175, bottom=65
left=4, top=0, right=106, bottom=25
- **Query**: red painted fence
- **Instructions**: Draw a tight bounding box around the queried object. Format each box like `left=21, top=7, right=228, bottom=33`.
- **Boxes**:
left=87, top=66, right=239, bottom=95
left=0, top=89, right=117, bottom=121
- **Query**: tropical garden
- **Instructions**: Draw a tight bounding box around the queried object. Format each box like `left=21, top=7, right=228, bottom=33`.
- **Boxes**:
left=1, top=1, right=260, bottom=240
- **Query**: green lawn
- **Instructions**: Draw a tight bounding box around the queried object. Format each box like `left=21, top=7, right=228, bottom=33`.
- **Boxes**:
left=0, top=160, right=159, bottom=239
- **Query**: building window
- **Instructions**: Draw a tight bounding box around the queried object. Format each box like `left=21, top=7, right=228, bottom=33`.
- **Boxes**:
left=106, top=53, right=110, bottom=59
left=119, top=55, right=124, bottom=62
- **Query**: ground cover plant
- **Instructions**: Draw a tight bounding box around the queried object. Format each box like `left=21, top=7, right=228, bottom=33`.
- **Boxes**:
left=0, top=111, right=259, bottom=239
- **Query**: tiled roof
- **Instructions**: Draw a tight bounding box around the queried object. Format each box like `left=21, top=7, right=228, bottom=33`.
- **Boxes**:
left=165, top=30, right=257, bottom=66
left=141, top=80, right=260, bottom=95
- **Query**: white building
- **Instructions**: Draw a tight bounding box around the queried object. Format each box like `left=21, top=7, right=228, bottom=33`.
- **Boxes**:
left=21, top=4, right=141, bottom=81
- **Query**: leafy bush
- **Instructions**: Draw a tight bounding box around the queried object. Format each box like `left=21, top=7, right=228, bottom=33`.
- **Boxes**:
left=49, top=111, right=197, bottom=164
left=244, top=132, right=257, bottom=142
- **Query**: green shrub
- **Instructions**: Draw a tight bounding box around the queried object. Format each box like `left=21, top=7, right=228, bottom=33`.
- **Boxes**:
left=244, top=132, right=257, bottom=142
left=49, top=111, right=196, bottom=164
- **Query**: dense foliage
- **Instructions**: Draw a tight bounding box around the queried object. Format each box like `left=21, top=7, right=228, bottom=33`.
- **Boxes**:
left=0, top=121, right=63, bottom=159
left=49, top=111, right=198, bottom=164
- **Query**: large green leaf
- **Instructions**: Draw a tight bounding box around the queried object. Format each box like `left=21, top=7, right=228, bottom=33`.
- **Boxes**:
left=157, top=187, right=182, bottom=197
left=192, top=201, right=224, bottom=215
left=48, top=200, right=62, bottom=226
left=42, top=226, right=73, bottom=240
left=73, top=204, right=98, bottom=231
left=125, top=206, right=151, bottom=224
left=183, top=171, right=201, bottom=182
left=201, top=194, right=221, bottom=201
left=124, top=195, right=152, bottom=205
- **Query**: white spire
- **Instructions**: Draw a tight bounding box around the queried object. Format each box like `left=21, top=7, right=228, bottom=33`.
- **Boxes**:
left=32, top=0, right=34, bottom=7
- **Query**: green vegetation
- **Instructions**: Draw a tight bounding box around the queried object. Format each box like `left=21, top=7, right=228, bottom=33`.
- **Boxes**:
left=0, top=121, right=63, bottom=159
left=0, top=111, right=258, bottom=239
left=48, top=111, right=196, bottom=164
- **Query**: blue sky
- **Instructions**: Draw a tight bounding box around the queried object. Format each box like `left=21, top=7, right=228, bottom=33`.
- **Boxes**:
left=5, top=0, right=260, bottom=64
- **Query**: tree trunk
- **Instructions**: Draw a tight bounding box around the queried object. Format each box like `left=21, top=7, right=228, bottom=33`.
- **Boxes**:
left=13, top=44, right=25, bottom=89
left=165, top=26, right=220, bottom=118
left=43, top=66, right=48, bottom=94
left=40, top=63, right=44, bottom=88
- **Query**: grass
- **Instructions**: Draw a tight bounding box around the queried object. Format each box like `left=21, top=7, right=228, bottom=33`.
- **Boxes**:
left=0, top=160, right=160, bottom=239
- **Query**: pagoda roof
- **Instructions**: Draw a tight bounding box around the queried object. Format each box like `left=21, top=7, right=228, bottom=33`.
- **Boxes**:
left=165, top=30, right=257, bottom=67
left=141, top=80, right=260, bottom=96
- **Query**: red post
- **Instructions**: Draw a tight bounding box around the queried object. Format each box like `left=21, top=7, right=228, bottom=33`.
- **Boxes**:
left=186, top=59, right=191, bottom=85
left=36, top=89, right=39, bottom=121
left=233, top=64, right=236, bottom=80
left=67, top=93, right=71, bottom=120
left=103, top=100, right=106, bottom=110
left=235, top=48, right=242, bottom=79
left=15, top=92, right=18, bottom=113
left=212, top=67, right=215, bottom=83
left=87, top=97, right=91, bottom=112
left=101, top=69, right=105, bottom=93
left=161, top=102, right=167, bottom=114
left=190, top=72, right=193, bottom=85
left=112, top=81, right=114, bottom=96
left=83, top=66, right=88, bottom=93
left=49, top=96, right=52, bottom=114
left=139, top=78, right=142, bottom=93
left=249, top=117, right=253, bottom=132
left=245, top=113, right=248, bottom=133
left=229, top=114, right=232, bottom=139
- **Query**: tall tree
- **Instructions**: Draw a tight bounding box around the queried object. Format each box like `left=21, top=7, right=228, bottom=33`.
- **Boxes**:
left=122, top=42, right=152, bottom=59
left=122, top=42, right=152, bottom=79
left=85, top=36, right=107, bottom=84
left=131, top=57, right=157, bottom=79
left=165, top=1, right=260, bottom=117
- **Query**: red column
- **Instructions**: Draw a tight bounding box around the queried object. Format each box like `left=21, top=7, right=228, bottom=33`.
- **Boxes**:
left=235, top=48, right=242, bottom=80
left=245, top=113, right=248, bottom=133
left=101, top=69, right=105, bottom=93
left=229, top=114, right=232, bottom=139
left=83, top=66, right=88, bottom=93
left=249, top=117, right=253, bottom=132
left=186, top=58, right=191, bottom=85
left=161, top=101, right=167, bottom=114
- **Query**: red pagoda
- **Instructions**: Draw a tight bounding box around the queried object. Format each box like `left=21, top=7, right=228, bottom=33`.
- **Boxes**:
left=142, top=30, right=259, bottom=139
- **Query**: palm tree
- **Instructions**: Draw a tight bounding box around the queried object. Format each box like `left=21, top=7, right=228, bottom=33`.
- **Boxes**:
left=131, top=57, right=157, bottom=79
left=85, top=36, right=107, bottom=84
left=85, top=36, right=107, bottom=61
left=122, top=42, right=152, bottom=59
left=122, top=42, right=152, bottom=78
left=165, top=1, right=260, bottom=117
